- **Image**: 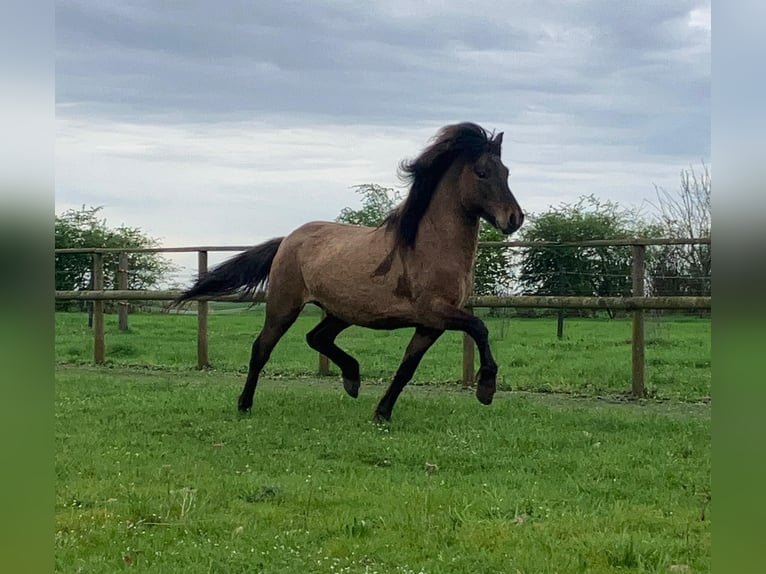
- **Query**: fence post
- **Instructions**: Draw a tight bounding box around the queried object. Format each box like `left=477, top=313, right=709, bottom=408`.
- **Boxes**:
left=631, top=244, right=647, bottom=397
left=118, top=252, right=129, bottom=331
left=319, top=352, right=330, bottom=376
left=87, top=271, right=94, bottom=328
left=92, top=253, right=105, bottom=364
left=557, top=264, right=565, bottom=339
left=462, top=305, right=475, bottom=387
left=197, top=250, right=209, bottom=369
left=318, top=310, right=331, bottom=376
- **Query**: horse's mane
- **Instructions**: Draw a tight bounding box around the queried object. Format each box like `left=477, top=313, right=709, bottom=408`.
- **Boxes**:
left=384, top=122, right=500, bottom=248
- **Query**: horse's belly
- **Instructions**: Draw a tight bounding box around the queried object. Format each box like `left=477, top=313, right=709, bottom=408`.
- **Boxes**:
left=308, top=276, right=417, bottom=327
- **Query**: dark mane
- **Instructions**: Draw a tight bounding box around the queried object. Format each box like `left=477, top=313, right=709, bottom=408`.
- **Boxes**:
left=384, top=122, right=499, bottom=248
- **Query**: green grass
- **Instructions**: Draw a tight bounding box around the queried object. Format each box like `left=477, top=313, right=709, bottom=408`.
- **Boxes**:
left=55, top=309, right=711, bottom=401
left=56, top=366, right=710, bottom=573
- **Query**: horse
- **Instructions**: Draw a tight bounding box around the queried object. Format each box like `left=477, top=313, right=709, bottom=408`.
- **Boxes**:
left=176, top=122, right=524, bottom=421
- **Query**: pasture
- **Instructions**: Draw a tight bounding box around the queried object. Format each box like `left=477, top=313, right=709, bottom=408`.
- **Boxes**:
left=55, top=310, right=711, bottom=572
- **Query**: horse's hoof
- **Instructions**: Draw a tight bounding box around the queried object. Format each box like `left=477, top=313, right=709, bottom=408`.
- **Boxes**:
left=476, top=385, right=495, bottom=405
left=343, top=377, right=360, bottom=398
left=238, top=397, right=253, bottom=413
left=372, top=411, right=390, bottom=424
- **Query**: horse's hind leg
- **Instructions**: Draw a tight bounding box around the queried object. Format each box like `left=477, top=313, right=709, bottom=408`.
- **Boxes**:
left=238, top=303, right=302, bottom=413
left=305, top=314, right=360, bottom=397
left=374, top=327, right=443, bottom=422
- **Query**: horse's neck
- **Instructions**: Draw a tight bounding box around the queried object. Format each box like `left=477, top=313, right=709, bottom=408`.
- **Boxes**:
left=416, top=180, right=480, bottom=272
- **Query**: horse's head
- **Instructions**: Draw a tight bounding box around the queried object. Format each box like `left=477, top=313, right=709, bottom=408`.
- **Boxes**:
left=460, top=132, right=524, bottom=235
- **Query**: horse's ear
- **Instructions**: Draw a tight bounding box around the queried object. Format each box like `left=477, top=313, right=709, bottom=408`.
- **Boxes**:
left=490, top=131, right=504, bottom=155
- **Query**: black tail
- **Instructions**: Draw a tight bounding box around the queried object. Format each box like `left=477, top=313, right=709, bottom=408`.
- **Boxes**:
left=174, top=237, right=284, bottom=304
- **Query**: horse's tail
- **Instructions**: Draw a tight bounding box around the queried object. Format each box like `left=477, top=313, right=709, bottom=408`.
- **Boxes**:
left=174, top=237, right=284, bottom=304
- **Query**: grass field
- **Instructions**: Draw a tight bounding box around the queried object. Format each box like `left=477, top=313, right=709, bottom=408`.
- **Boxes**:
left=55, top=309, right=711, bottom=571
left=55, top=308, right=711, bottom=401
left=56, top=366, right=710, bottom=573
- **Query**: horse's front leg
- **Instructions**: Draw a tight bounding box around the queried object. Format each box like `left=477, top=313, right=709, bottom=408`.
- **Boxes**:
left=427, top=301, right=498, bottom=405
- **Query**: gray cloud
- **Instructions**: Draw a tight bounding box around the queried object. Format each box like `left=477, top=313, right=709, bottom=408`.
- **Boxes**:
left=57, top=1, right=709, bottom=154
left=55, top=1, right=710, bottom=279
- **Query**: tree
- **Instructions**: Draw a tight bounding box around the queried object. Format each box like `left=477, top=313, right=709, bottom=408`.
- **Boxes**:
left=648, top=164, right=711, bottom=297
left=336, top=184, right=512, bottom=295
left=55, top=206, right=176, bottom=308
left=337, top=184, right=402, bottom=227
left=517, top=196, right=650, bottom=313
left=472, top=223, right=513, bottom=296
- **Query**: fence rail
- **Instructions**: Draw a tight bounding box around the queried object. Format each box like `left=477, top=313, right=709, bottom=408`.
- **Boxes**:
left=54, top=238, right=712, bottom=398
left=53, top=236, right=710, bottom=255
left=56, top=289, right=710, bottom=311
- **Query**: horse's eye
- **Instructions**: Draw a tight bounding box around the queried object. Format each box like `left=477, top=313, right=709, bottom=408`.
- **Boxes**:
left=475, top=169, right=487, bottom=179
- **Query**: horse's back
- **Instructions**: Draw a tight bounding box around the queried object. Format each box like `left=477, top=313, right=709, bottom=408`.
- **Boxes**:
left=280, top=220, right=385, bottom=266
left=269, top=221, right=412, bottom=324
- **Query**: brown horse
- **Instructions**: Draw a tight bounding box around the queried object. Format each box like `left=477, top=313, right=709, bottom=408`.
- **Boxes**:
left=176, top=122, right=524, bottom=421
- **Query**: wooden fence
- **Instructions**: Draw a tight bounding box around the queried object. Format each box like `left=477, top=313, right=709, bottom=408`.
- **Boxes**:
left=55, top=238, right=711, bottom=397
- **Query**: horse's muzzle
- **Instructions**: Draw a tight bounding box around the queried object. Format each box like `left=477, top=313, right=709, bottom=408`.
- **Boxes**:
left=501, top=211, right=524, bottom=235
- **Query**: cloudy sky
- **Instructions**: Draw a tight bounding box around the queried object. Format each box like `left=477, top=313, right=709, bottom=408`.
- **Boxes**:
left=55, top=0, right=710, bottom=276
